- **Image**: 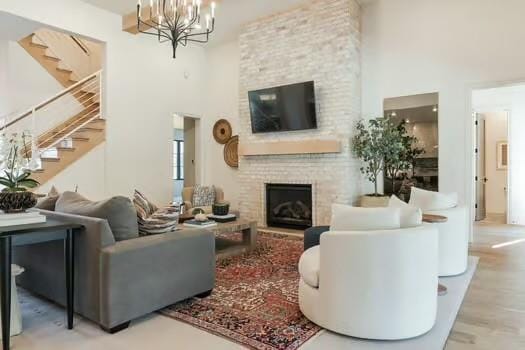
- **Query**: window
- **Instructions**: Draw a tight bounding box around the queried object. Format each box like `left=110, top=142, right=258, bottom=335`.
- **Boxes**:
left=173, top=140, right=184, bottom=180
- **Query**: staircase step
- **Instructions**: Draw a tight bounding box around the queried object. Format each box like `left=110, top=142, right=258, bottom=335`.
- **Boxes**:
left=57, top=147, right=76, bottom=152
left=79, top=127, right=104, bottom=133
left=56, top=67, right=73, bottom=74
left=71, top=136, right=90, bottom=142
left=88, top=119, right=106, bottom=127
left=42, top=55, right=60, bottom=62
left=41, top=157, right=60, bottom=163
left=29, top=42, right=48, bottom=50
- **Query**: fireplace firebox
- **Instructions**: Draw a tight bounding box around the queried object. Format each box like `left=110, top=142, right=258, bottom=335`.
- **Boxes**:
left=266, top=184, right=312, bottom=230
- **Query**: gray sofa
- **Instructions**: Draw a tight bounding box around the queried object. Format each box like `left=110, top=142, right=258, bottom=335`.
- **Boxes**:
left=13, top=209, right=215, bottom=332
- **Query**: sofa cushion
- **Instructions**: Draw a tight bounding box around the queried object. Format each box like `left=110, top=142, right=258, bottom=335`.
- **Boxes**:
left=133, top=190, right=178, bottom=236
left=409, top=187, right=458, bottom=211
left=56, top=191, right=139, bottom=241
left=192, top=185, right=216, bottom=207
left=35, top=186, right=60, bottom=211
left=299, top=246, right=320, bottom=288
left=389, top=195, right=423, bottom=228
left=330, top=204, right=401, bottom=231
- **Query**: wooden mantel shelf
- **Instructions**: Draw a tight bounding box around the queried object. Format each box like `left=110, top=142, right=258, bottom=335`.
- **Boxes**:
left=239, top=139, right=342, bottom=156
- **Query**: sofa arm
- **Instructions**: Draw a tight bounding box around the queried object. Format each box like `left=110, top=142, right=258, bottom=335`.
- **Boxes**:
left=99, top=229, right=215, bottom=328
left=304, top=226, right=330, bottom=251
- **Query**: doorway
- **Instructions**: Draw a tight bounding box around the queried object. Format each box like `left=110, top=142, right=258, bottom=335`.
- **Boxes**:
left=173, top=114, right=198, bottom=202
left=471, top=84, right=524, bottom=225
left=474, top=112, right=509, bottom=224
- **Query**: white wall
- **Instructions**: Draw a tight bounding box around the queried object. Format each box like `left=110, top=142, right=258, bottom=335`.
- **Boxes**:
left=0, top=40, right=8, bottom=116
left=203, top=40, right=240, bottom=208
left=482, top=112, right=508, bottom=215
left=362, top=0, right=525, bottom=230
left=0, top=0, right=208, bottom=204
left=7, top=41, right=64, bottom=114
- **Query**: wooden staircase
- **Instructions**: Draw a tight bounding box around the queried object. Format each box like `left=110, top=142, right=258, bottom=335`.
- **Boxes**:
left=33, top=117, right=105, bottom=185
left=6, top=29, right=106, bottom=187
left=3, top=69, right=104, bottom=186
left=19, top=34, right=80, bottom=88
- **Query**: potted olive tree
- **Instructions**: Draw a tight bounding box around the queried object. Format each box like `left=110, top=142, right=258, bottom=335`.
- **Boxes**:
left=0, top=133, right=40, bottom=213
left=383, top=121, right=425, bottom=197
left=352, top=117, right=404, bottom=207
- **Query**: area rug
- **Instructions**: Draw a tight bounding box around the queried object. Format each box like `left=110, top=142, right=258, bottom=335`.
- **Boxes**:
left=160, top=232, right=321, bottom=350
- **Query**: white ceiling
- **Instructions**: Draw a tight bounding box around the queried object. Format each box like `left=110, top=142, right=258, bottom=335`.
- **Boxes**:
left=81, top=0, right=373, bottom=45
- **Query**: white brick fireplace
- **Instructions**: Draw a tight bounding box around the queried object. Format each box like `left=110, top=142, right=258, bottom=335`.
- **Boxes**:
left=238, top=0, right=363, bottom=227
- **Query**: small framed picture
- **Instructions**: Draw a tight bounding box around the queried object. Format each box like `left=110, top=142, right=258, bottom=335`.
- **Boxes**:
left=497, top=141, right=508, bottom=170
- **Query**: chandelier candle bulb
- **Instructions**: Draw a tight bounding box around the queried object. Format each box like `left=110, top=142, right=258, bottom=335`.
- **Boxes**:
left=211, top=2, right=216, bottom=18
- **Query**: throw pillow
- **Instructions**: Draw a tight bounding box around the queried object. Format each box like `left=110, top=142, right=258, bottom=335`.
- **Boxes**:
left=133, top=190, right=158, bottom=218
left=56, top=191, right=139, bottom=241
left=35, top=186, right=60, bottom=211
left=133, top=190, right=178, bottom=236
left=409, top=187, right=458, bottom=211
left=388, top=195, right=423, bottom=228
left=192, top=185, right=216, bottom=207
left=330, top=203, right=401, bottom=231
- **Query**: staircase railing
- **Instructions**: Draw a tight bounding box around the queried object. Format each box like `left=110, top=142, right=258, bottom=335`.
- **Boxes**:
left=0, top=70, right=103, bottom=158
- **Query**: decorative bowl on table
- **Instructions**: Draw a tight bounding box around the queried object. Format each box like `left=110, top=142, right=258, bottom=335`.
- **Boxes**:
left=0, top=191, right=38, bottom=213
left=212, top=202, right=230, bottom=216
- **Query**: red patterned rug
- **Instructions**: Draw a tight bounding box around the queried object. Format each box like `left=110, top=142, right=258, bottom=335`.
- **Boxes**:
left=160, top=231, right=321, bottom=350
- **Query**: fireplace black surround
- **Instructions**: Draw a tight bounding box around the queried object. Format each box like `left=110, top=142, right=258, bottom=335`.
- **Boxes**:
left=266, top=184, right=313, bottom=230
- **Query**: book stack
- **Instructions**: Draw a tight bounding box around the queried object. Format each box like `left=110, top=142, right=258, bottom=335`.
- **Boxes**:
left=183, top=219, right=217, bottom=228
left=0, top=211, right=46, bottom=227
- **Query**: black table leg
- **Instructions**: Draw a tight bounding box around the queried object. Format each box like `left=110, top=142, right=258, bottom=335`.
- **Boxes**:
left=65, top=229, right=74, bottom=329
left=0, top=236, right=11, bottom=350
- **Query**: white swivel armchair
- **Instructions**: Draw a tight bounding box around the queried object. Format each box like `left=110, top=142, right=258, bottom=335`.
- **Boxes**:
left=424, top=206, right=469, bottom=276
left=299, top=225, right=439, bottom=340
left=408, top=187, right=469, bottom=277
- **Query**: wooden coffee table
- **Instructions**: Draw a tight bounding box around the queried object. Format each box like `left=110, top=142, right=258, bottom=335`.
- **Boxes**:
left=208, top=218, right=257, bottom=259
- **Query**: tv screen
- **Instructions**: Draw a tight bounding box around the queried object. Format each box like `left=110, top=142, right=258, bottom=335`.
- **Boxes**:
left=248, top=81, right=317, bottom=133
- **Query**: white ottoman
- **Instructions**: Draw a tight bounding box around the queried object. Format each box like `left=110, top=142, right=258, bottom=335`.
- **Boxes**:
left=0, top=264, right=25, bottom=339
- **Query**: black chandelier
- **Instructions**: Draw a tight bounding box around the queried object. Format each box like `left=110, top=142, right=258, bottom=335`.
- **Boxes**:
left=137, top=0, right=216, bottom=59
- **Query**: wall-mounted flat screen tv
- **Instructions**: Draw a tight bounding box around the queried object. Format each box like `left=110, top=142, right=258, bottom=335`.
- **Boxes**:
left=248, top=81, right=317, bottom=133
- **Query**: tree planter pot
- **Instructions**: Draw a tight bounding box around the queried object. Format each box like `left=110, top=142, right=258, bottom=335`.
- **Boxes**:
left=0, top=192, right=37, bottom=213
left=360, top=195, right=390, bottom=208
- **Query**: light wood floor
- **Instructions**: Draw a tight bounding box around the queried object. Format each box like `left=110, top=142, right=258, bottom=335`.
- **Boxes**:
left=446, top=222, right=525, bottom=349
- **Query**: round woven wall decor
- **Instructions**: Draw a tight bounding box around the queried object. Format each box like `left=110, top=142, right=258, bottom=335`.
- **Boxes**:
left=213, top=119, right=232, bottom=144
left=224, top=135, right=239, bottom=168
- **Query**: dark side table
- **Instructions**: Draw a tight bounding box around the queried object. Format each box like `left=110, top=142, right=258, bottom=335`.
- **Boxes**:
left=0, top=219, right=83, bottom=350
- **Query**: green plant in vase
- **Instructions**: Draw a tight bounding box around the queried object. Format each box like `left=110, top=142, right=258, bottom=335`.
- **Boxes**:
left=0, top=132, right=40, bottom=213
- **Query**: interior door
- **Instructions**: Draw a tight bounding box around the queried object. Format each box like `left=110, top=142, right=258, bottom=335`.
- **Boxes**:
left=183, top=117, right=196, bottom=187
left=475, top=113, right=487, bottom=221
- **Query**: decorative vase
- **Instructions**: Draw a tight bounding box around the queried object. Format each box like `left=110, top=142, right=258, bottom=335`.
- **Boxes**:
left=212, top=202, right=230, bottom=216
left=359, top=195, right=390, bottom=208
left=0, top=191, right=38, bottom=213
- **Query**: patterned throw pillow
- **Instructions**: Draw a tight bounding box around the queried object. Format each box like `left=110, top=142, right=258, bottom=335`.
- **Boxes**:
left=133, top=190, right=178, bottom=236
left=192, top=185, right=216, bottom=207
